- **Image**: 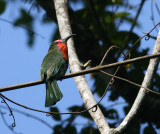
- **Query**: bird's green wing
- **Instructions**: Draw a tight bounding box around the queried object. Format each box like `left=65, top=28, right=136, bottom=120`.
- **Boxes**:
left=40, top=46, right=66, bottom=81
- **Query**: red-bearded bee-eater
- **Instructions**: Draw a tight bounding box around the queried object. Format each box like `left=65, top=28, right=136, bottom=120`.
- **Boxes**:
left=40, top=34, right=75, bottom=107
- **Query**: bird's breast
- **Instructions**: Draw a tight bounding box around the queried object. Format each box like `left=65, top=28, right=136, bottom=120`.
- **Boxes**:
left=57, top=43, right=68, bottom=60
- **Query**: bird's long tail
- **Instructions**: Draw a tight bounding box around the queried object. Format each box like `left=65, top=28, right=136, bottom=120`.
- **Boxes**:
left=45, top=79, right=63, bottom=107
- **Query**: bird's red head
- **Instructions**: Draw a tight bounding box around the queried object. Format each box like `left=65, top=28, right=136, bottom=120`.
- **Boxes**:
left=53, top=34, right=76, bottom=60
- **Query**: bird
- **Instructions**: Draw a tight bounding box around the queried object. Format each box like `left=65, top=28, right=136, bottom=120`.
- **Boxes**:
left=40, top=34, right=75, bottom=107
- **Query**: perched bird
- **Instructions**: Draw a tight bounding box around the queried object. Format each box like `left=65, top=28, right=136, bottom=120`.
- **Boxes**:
left=40, top=34, right=75, bottom=107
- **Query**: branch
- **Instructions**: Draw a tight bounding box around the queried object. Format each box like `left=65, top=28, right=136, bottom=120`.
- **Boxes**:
left=0, top=53, right=160, bottom=92
left=0, top=105, right=52, bottom=129
left=100, top=70, right=160, bottom=96
left=0, top=108, right=18, bottom=134
left=0, top=95, right=16, bottom=127
left=53, top=0, right=110, bottom=133
left=112, top=27, right=160, bottom=134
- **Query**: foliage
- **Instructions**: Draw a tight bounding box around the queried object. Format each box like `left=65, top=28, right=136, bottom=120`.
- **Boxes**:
left=14, top=9, right=34, bottom=46
left=0, top=0, right=6, bottom=14
left=1, top=0, right=160, bottom=133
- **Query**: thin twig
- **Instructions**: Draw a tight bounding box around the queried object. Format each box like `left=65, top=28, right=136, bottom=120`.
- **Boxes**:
left=100, top=70, right=160, bottom=96
left=0, top=53, right=160, bottom=92
left=0, top=94, right=16, bottom=127
left=96, top=45, right=126, bottom=105
left=99, top=45, right=125, bottom=66
left=0, top=93, right=103, bottom=115
left=126, top=22, right=160, bottom=58
left=0, top=105, right=52, bottom=129
left=0, top=108, right=19, bottom=134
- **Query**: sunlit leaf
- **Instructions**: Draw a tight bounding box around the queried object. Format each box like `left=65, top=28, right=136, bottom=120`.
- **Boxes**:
left=114, top=12, right=130, bottom=18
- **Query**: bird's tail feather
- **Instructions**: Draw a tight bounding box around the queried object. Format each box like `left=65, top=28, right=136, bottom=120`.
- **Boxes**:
left=45, top=80, right=63, bottom=107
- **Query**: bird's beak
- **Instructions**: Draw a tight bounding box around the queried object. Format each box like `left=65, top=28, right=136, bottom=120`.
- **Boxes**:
left=62, top=34, right=76, bottom=43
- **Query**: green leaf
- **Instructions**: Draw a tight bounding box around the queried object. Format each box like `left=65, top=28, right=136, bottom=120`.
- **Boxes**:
left=0, top=0, right=6, bottom=14
left=111, top=31, right=140, bottom=48
left=98, top=104, right=119, bottom=121
left=53, top=125, right=77, bottom=134
left=14, top=9, right=33, bottom=26
left=65, top=126, right=77, bottom=134
left=53, top=125, right=62, bottom=133
left=123, top=105, right=130, bottom=115
left=125, top=123, right=140, bottom=134
left=13, top=9, right=35, bottom=46
left=50, top=107, right=61, bottom=121
left=93, top=74, right=108, bottom=97
left=114, top=12, right=130, bottom=18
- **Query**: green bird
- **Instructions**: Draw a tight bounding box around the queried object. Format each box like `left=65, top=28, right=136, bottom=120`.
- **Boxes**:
left=40, top=34, right=75, bottom=107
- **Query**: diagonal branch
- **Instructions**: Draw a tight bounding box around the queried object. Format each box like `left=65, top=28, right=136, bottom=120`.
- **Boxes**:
left=53, top=0, right=110, bottom=133
left=112, top=28, right=160, bottom=134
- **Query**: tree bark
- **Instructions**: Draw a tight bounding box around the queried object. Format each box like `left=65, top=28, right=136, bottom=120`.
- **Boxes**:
left=53, top=0, right=110, bottom=133
left=53, top=0, right=160, bottom=133
left=112, top=29, right=160, bottom=133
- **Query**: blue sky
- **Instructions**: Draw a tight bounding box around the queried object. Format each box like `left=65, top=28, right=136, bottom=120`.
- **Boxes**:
left=0, top=1, right=159, bottom=134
